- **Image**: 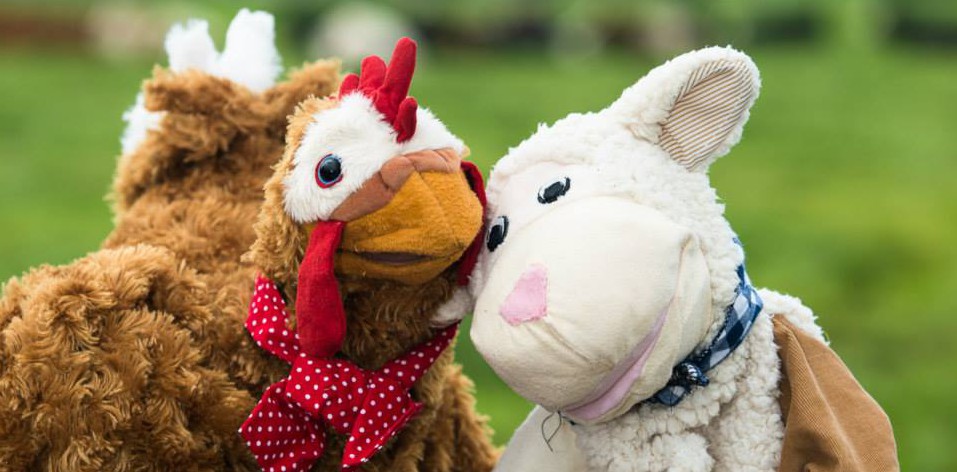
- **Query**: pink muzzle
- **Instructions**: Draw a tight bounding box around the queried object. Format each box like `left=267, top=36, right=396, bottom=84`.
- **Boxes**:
left=499, top=263, right=549, bottom=325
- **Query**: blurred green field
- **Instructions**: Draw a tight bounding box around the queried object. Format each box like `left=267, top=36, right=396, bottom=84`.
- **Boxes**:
left=2, top=44, right=956, bottom=470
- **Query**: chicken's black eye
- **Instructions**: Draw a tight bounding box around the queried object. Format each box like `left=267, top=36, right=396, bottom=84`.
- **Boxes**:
left=486, top=216, right=509, bottom=252
left=315, top=154, right=343, bottom=188
left=537, top=177, right=571, bottom=204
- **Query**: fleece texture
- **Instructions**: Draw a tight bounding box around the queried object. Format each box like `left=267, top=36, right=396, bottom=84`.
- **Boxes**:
left=500, top=297, right=899, bottom=472
left=473, top=46, right=896, bottom=471
left=571, top=294, right=785, bottom=471
left=470, top=47, right=760, bottom=427
left=494, top=293, right=824, bottom=472
left=472, top=47, right=760, bottom=362
left=0, top=12, right=340, bottom=470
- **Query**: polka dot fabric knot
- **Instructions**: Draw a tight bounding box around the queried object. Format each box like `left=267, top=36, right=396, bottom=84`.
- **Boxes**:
left=241, top=276, right=459, bottom=471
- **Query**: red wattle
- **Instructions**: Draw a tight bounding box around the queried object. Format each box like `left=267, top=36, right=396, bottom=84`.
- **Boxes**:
left=296, top=220, right=347, bottom=358
left=457, top=161, right=487, bottom=286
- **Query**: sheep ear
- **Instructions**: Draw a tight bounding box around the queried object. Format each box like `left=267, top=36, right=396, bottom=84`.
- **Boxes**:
left=607, top=47, right=760, bottom=172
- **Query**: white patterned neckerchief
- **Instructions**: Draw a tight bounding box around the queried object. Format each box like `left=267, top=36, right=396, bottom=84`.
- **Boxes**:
left=649, top=238, right=763, bottom=407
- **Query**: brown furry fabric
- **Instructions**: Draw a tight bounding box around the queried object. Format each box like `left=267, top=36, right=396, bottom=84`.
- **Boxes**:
left=0, top=61, right=339, bottom=471
left=244, top=100, right=498, bottom=471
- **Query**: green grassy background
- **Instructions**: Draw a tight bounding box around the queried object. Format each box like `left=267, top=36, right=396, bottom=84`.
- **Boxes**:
left=2, top=44, right=956, bottom=470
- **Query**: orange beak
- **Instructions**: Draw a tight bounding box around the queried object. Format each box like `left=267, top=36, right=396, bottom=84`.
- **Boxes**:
left=316, top=148, right=483, bottom=285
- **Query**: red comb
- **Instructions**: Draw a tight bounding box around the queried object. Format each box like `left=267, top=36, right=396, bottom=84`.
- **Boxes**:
left=339, top=37, right=418, bottom=142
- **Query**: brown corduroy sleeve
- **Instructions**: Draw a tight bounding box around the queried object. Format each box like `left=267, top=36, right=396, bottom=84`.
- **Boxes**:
left=772, top=316, right=899, bottom=472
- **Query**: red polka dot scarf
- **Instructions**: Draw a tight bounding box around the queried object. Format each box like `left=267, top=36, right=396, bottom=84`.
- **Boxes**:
left=240, top=276, right=459, bottom=471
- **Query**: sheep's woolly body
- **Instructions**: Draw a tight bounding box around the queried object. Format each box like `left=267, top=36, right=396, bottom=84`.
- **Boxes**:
left=531, top=49, right=824, bottom=470
left=574, top=292, right=823, bottom=471
left=472, top=46, right=784, bottom=471
left=480, top=45, right=895, bottom=471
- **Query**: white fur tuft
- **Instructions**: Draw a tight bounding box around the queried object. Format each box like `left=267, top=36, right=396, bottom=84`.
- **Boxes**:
left=120, top=92, right=163, bottom=155
left=214, top=9, right=283, bottom=93
left=166, top=9, right=282, bottom=92
left=164, top=19, right=217, bottom=73
left=758, top=289, right=826, bottom=343
left=431, top=287, right=473, bottom=328
left=120, top=9, right=283, bottom=155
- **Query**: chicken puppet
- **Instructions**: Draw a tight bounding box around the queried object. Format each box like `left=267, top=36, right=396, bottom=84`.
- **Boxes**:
left=240, top=37, right=498, bottom=471
left=0, top=10, right=345, bottom=471
left=468, top=47, right=899, bottom=471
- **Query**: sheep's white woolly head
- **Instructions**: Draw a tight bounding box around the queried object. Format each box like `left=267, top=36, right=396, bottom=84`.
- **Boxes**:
left=120, top=9, right=283, bottom=154
left=470, top=47, right=760, bottom=424
left=282, top=38, right=466, bottom=224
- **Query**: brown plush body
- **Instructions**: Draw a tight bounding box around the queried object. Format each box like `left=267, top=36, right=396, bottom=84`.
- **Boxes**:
left=0, top=57, right=496, bottom=471
left=0, top=62, right=336, bottom=470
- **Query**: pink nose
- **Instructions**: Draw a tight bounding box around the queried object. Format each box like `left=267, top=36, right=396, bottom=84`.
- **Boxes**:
left=499, top=264, right=548, bottom=325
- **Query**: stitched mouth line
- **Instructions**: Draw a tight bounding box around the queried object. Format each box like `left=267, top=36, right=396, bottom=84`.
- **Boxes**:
left=562, top=305, right=670, bottom=421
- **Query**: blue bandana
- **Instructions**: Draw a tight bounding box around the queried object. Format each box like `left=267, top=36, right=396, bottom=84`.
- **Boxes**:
left=649, top=239, right=763, bottom=407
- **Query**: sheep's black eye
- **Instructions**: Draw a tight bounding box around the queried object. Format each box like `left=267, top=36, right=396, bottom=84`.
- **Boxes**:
left=315, top=154, right=343, bottom=188
left=537, top=177, right=571, bottom=204
left=486, top=216, right=509, bottom=252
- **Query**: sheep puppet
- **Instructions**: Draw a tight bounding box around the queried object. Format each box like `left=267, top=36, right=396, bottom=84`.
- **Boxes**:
left=468, top=47, right=899, bottom=471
